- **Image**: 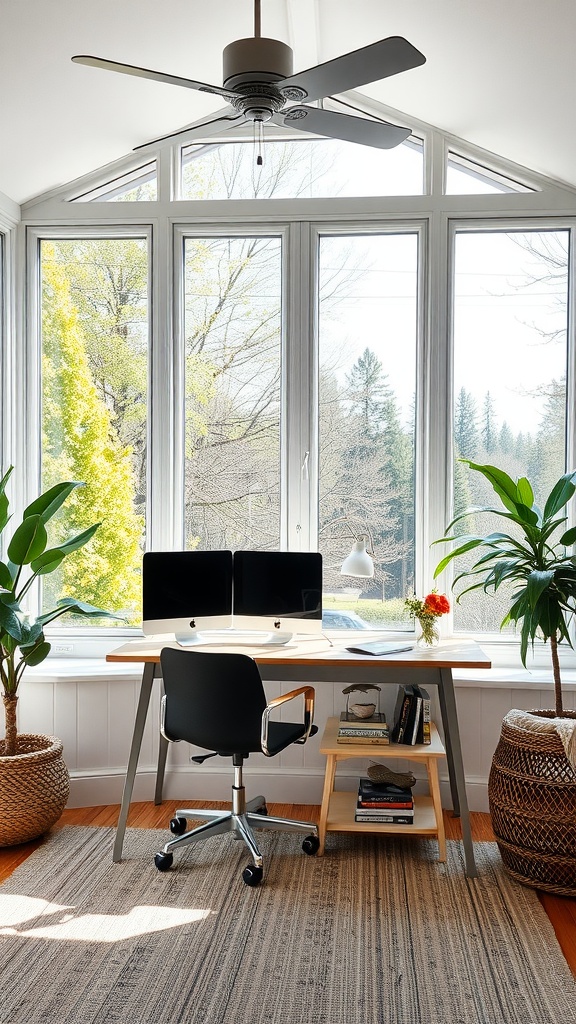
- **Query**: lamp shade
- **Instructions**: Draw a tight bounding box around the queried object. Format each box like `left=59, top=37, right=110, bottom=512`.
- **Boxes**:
left=340, top=537, right=374, bottom=578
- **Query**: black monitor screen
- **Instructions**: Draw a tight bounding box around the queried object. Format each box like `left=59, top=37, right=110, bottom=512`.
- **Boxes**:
left=142, top=551, right=233, bottom=621
left=233, top=551, right=322, bottom=620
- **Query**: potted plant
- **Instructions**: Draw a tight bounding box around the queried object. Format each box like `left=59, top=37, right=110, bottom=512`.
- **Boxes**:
left=0, top=466, right=119, bottom=845
left=433, top=459, right=576, bottom=894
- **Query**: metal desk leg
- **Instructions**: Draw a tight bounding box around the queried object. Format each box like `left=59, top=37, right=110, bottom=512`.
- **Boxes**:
left=154, top=734, right=169, bottom=805
left=437, top=677, right=460, bottom=816
left=113, top=661, right=157, bottom=863
left=438, top=667, right=477, bottom=878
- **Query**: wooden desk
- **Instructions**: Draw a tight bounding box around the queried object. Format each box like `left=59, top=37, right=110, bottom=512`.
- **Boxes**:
left=106, top=637, right=491, bottom=875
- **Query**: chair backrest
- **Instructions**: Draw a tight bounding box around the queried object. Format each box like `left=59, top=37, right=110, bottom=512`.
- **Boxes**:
left=160, top=647, right=268, bottom=755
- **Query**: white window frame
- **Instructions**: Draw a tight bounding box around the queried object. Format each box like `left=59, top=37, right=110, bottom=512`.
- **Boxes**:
left=8, top=121, right=576, bottom=664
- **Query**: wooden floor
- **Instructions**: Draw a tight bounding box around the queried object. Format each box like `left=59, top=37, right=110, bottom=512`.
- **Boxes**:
left=1, top=802, right=575, bottom=975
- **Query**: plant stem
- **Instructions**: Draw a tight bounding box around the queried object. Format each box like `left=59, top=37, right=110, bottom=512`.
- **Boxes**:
left=2, top=694, right=18, bottom=756
left=550, top=632, right=564, bottom=717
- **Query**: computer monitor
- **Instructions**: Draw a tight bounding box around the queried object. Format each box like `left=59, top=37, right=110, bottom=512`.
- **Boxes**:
left=142, top=550, right=233, bottom=643
left=232, top=551, right=323, bottom=640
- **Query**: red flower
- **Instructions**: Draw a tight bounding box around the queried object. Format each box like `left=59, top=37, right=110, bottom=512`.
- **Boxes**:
left=423, top=592, right=450, bottom=616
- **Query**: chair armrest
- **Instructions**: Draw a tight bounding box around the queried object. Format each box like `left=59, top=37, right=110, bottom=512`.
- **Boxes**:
left=261, top=685, right=315, bottom=756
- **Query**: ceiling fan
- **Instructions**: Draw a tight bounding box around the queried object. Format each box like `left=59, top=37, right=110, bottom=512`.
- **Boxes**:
left=72, top=0, right=425, bottom=158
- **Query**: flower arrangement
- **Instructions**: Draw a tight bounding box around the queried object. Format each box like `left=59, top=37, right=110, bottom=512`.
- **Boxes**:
left=404, top=590, right=450, bottom=646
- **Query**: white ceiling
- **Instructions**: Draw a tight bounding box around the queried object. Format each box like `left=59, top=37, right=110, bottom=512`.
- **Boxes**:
left=2, top=0, right=576, bottom=204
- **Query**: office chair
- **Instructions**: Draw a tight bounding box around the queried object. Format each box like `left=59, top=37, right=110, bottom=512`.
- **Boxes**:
left=154, top=647, right=320, bottom=886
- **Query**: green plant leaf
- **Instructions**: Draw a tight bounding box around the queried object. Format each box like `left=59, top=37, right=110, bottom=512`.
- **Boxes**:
left=7, top=515, right=48, bottom=565
left=29, top=524, right=100, bottom=576
left=526, top=569, right=555, bottom=609
left=23, top=480, right=83, bottom=522
left=517, top=476, right=534, bottom=507
left=19, top=640, right=51, bottom=667
left=0, top=561, right=13, bottom=589
left=543, top=470, right=576, bottom=521
left=560, top=525, right=576, bottom=547
left=460, top=460, right=520, bottom=512
left=0, top=599, right=23, bottom=641
left=36, top=598, right=125, bottom=626
left=433, top=538, right=485, bottom=577
left=0, top=467, right=14, bottom=534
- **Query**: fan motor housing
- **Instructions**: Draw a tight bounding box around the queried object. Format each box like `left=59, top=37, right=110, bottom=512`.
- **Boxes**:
left=223, top=37, right=294, bottom=89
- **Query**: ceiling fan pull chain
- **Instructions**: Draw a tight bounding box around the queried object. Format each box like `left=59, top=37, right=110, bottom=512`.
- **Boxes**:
left=256, top=118, right=264, bottom=166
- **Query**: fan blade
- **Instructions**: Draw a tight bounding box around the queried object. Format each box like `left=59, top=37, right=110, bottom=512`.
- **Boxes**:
left=72, top=55, right=239, bottom=101
left=275, top=106, right=411, bottom=150
left=278, top=36, right=425, bottom=104
left=134, top=112, right=246, bottom=151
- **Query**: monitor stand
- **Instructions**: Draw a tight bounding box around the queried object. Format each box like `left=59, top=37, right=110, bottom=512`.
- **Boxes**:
left=176, top=629, right=293, bottom=648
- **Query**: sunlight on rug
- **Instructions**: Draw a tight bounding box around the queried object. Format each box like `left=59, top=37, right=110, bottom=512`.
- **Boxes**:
left=0, top=826, right=574, bottom=1024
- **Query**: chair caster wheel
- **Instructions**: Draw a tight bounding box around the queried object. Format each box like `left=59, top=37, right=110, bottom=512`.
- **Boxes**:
left=170, top=816, right=187, bottom=835
left=154, top=851, right=174, bottom=872
left=302, top=834, right=320, bottom=855
left=242, top=864, right=263, bottom=887
left=255, top=804, right=268, bottom=815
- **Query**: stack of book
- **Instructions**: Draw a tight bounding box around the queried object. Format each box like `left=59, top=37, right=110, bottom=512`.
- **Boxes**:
left=355, top=777, right=414, bottom=823
left=337, top=711, right=390, bottom=745
left=391, top=684, right=431, bottom=745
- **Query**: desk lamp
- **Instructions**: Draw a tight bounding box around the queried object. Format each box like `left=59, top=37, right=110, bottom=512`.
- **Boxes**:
left=340, top=535, right=374, bottom=578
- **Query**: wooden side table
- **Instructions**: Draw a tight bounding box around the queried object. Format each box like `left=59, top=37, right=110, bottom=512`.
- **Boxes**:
left=318, top=716, right=447, bottom=860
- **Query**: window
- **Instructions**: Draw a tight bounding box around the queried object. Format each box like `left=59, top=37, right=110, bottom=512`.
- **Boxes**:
left=446, top=152, right=534, bottom=194
left=452, top=227, right=569, bottom=633
left=71, top=163, right=157, bottom=202
left=182, top=233, right=282, bottom=549
left=317, top=231, right=418, bottom=629
left=181, top=136, right=424, bottom=200
left=15, top=120, right=576, bottom=655
left=39, top=236, right=149, bottom=625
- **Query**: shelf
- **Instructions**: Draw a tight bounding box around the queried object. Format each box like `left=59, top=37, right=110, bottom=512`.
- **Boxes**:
left=326, top=792, right=438, bottom=835
left=320, top=717, right=445, bottom=758
left=318, top=716, right=447, bottom=861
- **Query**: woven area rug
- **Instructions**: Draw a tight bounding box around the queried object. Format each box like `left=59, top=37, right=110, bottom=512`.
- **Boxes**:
left=0, top=827, right=575, bottom=1024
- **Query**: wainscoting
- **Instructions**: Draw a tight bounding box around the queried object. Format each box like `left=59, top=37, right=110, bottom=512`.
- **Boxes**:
left=16, top=659, right=576, bottom=812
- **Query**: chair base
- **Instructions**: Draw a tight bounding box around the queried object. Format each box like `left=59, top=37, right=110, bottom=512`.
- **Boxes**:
left=159, top=793, right=318, bottom=870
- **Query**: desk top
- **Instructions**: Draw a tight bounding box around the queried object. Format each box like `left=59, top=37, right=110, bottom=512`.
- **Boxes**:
left=106, top=636, right=491, bottom=670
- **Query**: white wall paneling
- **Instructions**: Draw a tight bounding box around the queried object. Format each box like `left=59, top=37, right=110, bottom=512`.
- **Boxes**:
left=16, top=668, right=576, bottom=812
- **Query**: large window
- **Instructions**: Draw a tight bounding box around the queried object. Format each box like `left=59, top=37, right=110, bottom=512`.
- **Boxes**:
left=39, top=236, right=149, bottom=625
left=16, top=130, right=576, bottom=654
left=318, top=231, right=418, bottom=629
left=182, top=234, right=282, bottom=550
left=452, top=227, right=569, bottom=633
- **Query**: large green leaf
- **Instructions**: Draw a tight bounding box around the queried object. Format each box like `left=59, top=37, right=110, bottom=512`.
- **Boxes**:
left=543, top=470, right=576, bottom=521
left=7, top=515, right=47, bottom=565
left=37, top=598, right=124, bottom=626
left=460, top=460, right=521, bottom=513
left=0, top=561, right=13, bottom=590
left=517, top=476, right=534, bottom=508
left=19, top=640, right=51, bottom=667
left=0, top=467, right=14, bottom=535
left=0, top=598, right=23, bottom=642
left=30, top=523, right=100, bottom=574
left=560, top=525, right=576, bottom=547
left=24, top=481, right=83, bottom=523
left=526, top=569, right=555, bottom=609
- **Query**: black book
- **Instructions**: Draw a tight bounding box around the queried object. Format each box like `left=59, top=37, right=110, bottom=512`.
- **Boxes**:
left=404, top=690, right=422, bottom=745
left=415, top=685, right=432, bottom=744
left=358, top=777, right=413, bottom=799
left=391, top=685, right=414, bottom=743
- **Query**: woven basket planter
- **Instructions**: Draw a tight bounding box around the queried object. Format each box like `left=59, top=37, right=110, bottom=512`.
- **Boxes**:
left=488, top=710, right=576, bottom=896
left=0, top=734, right=69, bottom=847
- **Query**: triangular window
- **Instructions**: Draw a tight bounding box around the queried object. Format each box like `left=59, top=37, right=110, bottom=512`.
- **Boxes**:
left=445, top=151, right=535, bottom=194
left=70, top=162, right=157, bottom=202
